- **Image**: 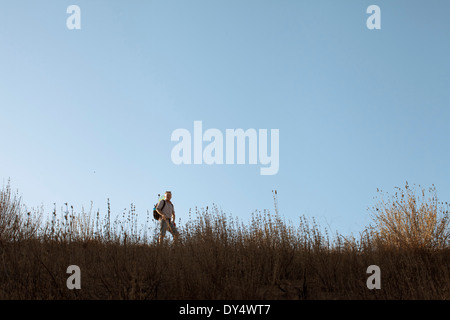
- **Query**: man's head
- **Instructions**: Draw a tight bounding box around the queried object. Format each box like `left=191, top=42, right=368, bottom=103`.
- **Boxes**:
left=165, top=191, right=172, bottom=201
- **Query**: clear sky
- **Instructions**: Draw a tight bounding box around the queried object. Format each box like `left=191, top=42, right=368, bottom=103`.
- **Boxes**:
left=1, top=0, right=449, bottom=236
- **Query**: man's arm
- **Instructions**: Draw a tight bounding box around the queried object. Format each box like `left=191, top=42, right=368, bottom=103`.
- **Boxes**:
left=155, top=200, right=166, bottom=219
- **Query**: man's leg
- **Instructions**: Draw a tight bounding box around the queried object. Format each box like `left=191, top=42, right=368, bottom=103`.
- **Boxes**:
left=158, top=218, right=167, bottom=244
left=169, top=221, right=180, bottom=242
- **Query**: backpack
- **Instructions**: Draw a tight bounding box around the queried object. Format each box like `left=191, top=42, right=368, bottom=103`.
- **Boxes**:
left=153, top=200, right=165, bottom=220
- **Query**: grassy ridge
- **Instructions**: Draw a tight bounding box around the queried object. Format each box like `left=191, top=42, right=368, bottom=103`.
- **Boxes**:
left=0, top=182, right=449, bottom=299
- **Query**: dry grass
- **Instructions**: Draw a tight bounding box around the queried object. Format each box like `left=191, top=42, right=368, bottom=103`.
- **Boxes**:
left=368, top=182, right=449, bottom=250
left=0, top=182, right=449, bottom=300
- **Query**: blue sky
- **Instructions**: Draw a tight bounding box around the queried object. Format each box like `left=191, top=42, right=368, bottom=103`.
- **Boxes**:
left=1, top=0, right=450, bottom=236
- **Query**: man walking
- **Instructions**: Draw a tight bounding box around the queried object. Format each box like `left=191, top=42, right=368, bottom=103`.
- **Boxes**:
left=155, top=191, right=179, bottom=244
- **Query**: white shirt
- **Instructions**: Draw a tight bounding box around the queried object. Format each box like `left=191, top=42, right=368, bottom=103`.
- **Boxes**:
left=157, top=200, right=174, bottom=219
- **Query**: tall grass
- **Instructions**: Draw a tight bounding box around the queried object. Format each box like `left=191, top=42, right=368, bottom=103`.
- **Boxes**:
left=368, top=182, right=449, bottom=250
left=0, top=182, right=449, bottom=299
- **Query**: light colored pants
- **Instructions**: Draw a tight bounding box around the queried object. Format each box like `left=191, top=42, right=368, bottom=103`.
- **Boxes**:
left=159, top=218, right=179, bottom=238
